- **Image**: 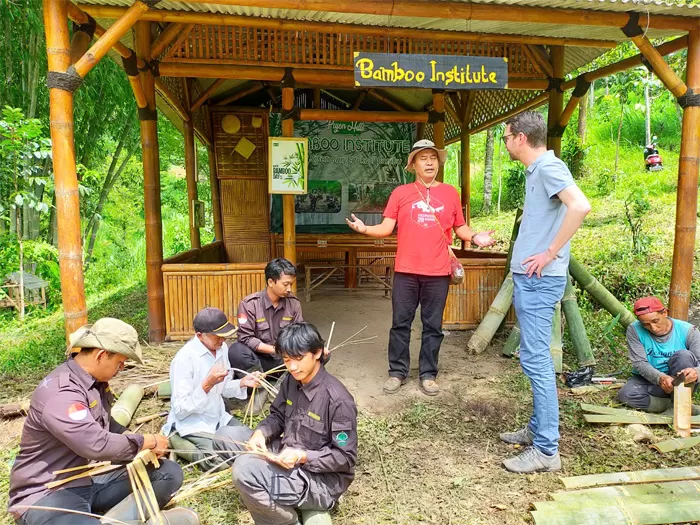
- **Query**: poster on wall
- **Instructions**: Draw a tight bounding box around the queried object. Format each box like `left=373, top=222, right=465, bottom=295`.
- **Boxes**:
left=268, top=137, right=309, bottom=195
left=270, top=115, right=415, bottom=231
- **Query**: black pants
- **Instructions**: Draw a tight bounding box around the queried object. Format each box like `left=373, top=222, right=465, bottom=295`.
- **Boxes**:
left=617, top=350, right=699, bottom=410
left=228, top=341, right=284, bottom=377
left=16, top=459, right=182, bottom=525
left=388, top=272, right=450, bottom=381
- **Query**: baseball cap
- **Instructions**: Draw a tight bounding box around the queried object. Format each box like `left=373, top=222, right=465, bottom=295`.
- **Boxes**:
left=633, top=296, right=665, bottom=316
left=404, top=139, right=447, bottom=173
left=67, top=318, right=143, bottom=364
left=193, top=307, right=237, bottom=337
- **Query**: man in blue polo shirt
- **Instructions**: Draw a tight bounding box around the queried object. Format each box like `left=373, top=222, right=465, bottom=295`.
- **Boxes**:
left=617, top=296, right=700, bottom=413
left=498, top=111, right=591, bottom=474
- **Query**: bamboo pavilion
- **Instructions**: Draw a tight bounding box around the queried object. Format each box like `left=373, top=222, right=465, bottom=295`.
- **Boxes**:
left=43, top=0, right=700, bottom=341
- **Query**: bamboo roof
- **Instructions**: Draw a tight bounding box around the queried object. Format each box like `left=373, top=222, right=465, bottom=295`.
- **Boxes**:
left=80, top=0, right=699, bottom=143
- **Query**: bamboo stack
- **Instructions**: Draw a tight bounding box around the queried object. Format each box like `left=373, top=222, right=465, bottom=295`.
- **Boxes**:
left=467, top=273, right=514, bottom=354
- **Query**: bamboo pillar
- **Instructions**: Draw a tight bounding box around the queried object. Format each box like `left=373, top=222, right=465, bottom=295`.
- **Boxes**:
left=207, top=147, right=223, bottom=242
left=44, top=0, right=88, bottom=337
left=135, top=21, right=166, bottom=342
left=281, top=70, right=296, bottom=281
left=183, top=79, right=201, bottom=250
left=669, top=30, right=700, bottom=320
left=433, top=90, right=446, bottom=182
left=69, top=15, right=95, bottom=64
left=460, top=130, right=470, bottom=229
left=547, top=46, right=565, bottom=157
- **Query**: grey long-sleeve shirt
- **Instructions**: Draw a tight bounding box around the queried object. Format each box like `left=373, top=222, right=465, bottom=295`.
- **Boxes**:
left=626, top=323, right=700, bottom=384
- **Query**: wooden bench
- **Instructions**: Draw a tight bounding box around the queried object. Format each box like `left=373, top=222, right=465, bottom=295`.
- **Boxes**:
left=304, top=264, right=394, bottom=302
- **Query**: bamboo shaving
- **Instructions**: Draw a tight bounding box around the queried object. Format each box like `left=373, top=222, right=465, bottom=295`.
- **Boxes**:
left=14, top=505, right=131, bottom=525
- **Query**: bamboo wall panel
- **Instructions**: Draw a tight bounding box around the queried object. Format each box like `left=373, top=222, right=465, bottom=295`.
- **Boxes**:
left=213, top=109, right=268, bottom=179
left=220, top=178, right=270, bottom=262
left=162, top=263, right=267, bottom=340
left=443, top=259, right=516, bottom=329
left=165, top=25, right=538, bottom=77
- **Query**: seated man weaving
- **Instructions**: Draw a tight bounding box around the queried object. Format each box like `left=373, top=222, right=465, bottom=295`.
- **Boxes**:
left=617, top=296, right=700, bottom=413
left=8, top=318, right=196, bottom=525
left=163, top=307, right=260, bottom=471
left=214, top=322, right=357, bottom=525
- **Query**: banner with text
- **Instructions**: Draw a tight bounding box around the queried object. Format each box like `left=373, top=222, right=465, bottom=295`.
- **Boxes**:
left=354, top=52, right=508, bottom=90
left=269, top=115, right=415, bottom=230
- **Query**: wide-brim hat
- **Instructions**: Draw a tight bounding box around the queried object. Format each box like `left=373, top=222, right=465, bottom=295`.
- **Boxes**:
left=405, top=139, right=447, bottom=173
left=67, top=317, right=144, bottom=364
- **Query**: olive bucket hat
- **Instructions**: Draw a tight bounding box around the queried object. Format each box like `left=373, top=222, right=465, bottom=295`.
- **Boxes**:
left=66, top=317, right=144, bottom=365
left=404, top=139, right=447, bottom=173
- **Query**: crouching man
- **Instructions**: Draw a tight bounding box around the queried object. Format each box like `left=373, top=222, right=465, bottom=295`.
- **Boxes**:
left=8, top=318, right=196, bottom=525
left=163, top=307, right=260, bottom=471
left=617, top=296, right=700, bottom=413
left=214, top=323, right=357, bottom=525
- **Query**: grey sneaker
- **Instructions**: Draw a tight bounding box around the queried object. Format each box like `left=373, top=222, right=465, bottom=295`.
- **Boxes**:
left=499, top=426, right=535, bottom=446
left=383, top=376, right=406, bottom=394
left=419, top=379, right=440, bottom=396
left=502, top=446, right=561, bottom=473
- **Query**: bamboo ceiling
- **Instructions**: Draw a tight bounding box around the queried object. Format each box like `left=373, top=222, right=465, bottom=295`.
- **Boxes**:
left=78, top=0, right=700, bottom=143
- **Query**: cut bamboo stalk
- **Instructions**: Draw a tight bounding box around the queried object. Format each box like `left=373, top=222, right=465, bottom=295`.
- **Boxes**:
left=534, top=491, right=700, bottom=512
left=652, top=436, right=700, bottom=453
left=584, top=413, right=672, bottom=425
left=560, top=466, right=700, bottom=489
left=157, top=381, right=171, bottom=399
left=551, top=480, right=700, bottom=501
left=467, top=273, right=514, bottom=354
left=532, top=500, right=700, bottom=525
left=550, top=302, right=563, bottom=373
left=568, top=257, right=636, bottom=328
left=674, top=382, right=692, bottom=438
left=561, top=276, right=595, bottom=367
left=502, top=321, right=520, bottom=357
left=111, top=385, right=144, bottom=427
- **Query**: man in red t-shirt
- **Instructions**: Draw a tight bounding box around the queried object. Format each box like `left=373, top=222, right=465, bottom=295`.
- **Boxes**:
left=347, top=139, right=495, bottom=396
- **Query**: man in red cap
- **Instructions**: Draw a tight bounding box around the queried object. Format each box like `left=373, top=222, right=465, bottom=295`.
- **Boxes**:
left=617, top=296, right=700, bottom=413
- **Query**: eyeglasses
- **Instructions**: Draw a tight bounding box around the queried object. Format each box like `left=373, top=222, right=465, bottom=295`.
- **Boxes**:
left=501, top=133, right=515, bottom=145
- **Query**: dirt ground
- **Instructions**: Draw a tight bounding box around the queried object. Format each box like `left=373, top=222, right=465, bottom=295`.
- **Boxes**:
left=2, top=292, right=698, bottom=524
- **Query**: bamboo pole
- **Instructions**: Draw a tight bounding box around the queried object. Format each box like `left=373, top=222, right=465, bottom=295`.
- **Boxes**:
left=44, top=0, right=88, bottom=338
left=433, top=90, right=445, bottom=182
left=150, top=22, right=186, bottom=59
left=215, top=82, right=265, bottom=106
left=525, top=45, right=554, bottom=78
left=668, top=30, right=700, bottom=320
left=207, top=147, right=223, bottom=242
left=568, top=256, right=636, bottom=328
left=183, top=78, right=201, bottom=250
left=550, top=302, right=563, bottom=373
left=78, top=5, right=619, bottom=49
left=560, top=466, right=700, bottom=490
left=532, top=500, right=700, bottom=525
left=69, top=19, right=93, bottom=65
left=191, top=78, right=225, bottom=111
left=460, top=130, right=470, bottom=228
left=73, top=1, right=150, bottom=79
left=81, top=1, right=697, bottom=31
left=551, top=480, right=700, bottom=501
left=297, top=109, right=428, bottom=123
left=111, top=385, right=145, bottom=426
left=502, top=321, right=520, bottom=357
left=351, top=90, right=367, bottom=110
left=561, top=277, right=595, bottom=367
left=467, top=273, right=514, bottom=354
left=630, top=34, right=688, bottom=99
left=547, top=46, right=565, bottom=157
left=557, top=79, right=591, bottom=130
left=159, top=63, right=354, bottom=85
left=135, top=21, right=166, bottom=343
left=282, top=76, right=297, bottom=280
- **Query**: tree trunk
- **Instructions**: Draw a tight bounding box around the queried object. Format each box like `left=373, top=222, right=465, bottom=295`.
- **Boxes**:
left=483, top=127, right=494, bottom=214
left=645, top=71, right=652, bottom=145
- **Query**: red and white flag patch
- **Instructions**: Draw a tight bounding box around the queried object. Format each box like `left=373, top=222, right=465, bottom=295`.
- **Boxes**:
left=238, top=314, right=248, bottom=326
left=68, top=402, right=88, bottom=421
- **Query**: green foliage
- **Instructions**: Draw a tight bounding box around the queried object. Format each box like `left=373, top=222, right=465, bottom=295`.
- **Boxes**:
left=562, top=134, right=587, bottom=179
left=623, top=189, right=652, bottom=254
left=500, top=164, right=526, bottom=210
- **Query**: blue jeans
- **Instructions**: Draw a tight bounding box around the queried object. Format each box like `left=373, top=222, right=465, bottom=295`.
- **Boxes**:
left=512, top=273, right=566, bottom=456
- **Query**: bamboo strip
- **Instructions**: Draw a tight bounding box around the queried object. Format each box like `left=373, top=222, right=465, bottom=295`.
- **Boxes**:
left=674, top=382, right=692, bottom=438
left=532, top=500, right=700, bottom=524
left=560, top=466, right=700, bottom=489
left=46, top=464, right=122, bottom=489
left=584, top=414, right=672, bottom=425
left=652, top=436, right=700, bottom=453
left=331, top=326, right=367, bottom=352
left=127, top=464, right=147, bottom=523
left=14, top=505, right=130, bottom=525
left=551, top=480, right=700, bottom=501
left=534, top=491, right=700, bottom=512
left=53, top=461, right=110, bottom=475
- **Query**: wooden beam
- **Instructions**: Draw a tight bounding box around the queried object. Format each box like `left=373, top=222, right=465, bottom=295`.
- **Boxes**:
left=448, top=92, right=463, bottom=120
left=351, top=90, right=368, bottom=110
left=73, top=1, right=150, bottom=79
left=266, top=84, right=279, bottom=105
left=207, top=145, right=224, bottom=242
left=298, top=108, right=428, bottom=123
left=461, top=131, right=470, bottom=228
left=444, top=95, right=460, bottom=126
left=282, top=80, right=296, bottom=285
left=78, top=5, right=619, bottom=48
left=44, top=0, right=88, bottom=338
left=467, top=92, right=550, bottom=135
left=154, top=78, right=190, bottom=123
left=525, top=45, right=554, bottom=78
left=136, top=20, right=166, bottom=342
left=669, top=29, right=700, bottom=320
left=547, top=46, right=565, bottom=157
left=183, top=78, right=201, bottom=250
left=462, top=91, right=476, bottom=126
left=215, top=82, right=265, bottom=106
left=561, top=36, right=688, bottom=91
left=631, top=34, right=688, bottom=99
left=433, top=90, right=446, bottom=182
left=558, top=81, right=591, bottom=129
left=151, top=22, right=186, bottom=59
left=366, top=89, right=413, bottom=112
left=313, top=88, right=321, bottom=109
left=191, top=78, right=225, bottom=111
